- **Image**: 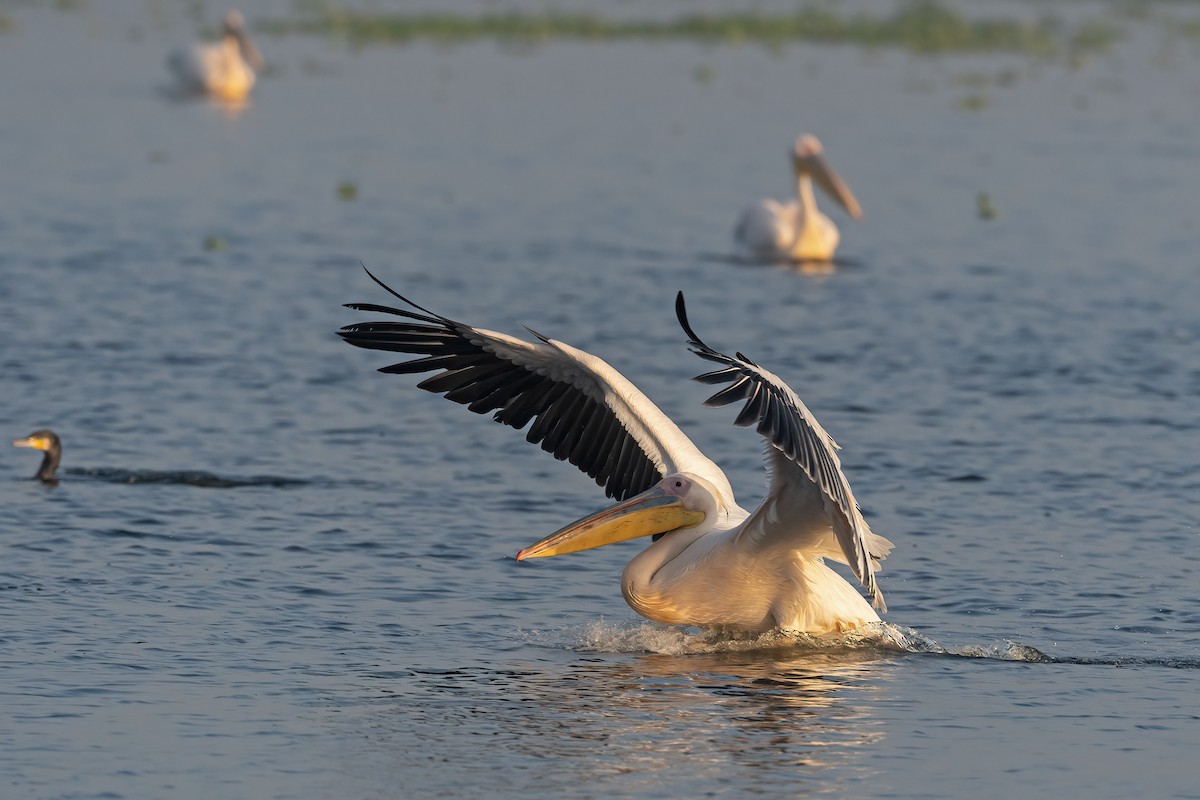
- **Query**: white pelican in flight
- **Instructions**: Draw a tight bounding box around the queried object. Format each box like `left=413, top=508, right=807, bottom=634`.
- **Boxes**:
left=168, top=10, right=263, bottom=103
left=735, top=135, right=863, bottom=263
left=339, top=273, right=893, bottom=634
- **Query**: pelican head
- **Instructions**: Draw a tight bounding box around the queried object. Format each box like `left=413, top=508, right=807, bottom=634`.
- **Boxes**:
left=516, top=473, right=718, bottom=560
left=791, top=135, right=863, bottom=221
left=222, top=9, right=263, bottom=71
left=790, top=134, right=824, bottom=168
left=221, top=9, right=245, bottom=35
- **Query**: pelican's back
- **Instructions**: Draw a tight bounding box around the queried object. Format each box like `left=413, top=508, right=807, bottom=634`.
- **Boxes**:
left=734, top=200, right=795, bottom=258
left=168, top=38, right=255, bottom=101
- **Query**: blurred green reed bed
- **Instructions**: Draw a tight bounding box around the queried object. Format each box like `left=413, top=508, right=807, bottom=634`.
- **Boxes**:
left=259, top=0, right=1128, bottom=57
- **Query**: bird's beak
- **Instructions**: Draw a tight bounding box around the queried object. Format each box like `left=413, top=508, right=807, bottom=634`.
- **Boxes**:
left=13, top=436, right=46, bottom=451
left=238, top=33, right=264, bottom=71
left=797, top=153, right=863, bottom=220
left=516, top=485, right=704, bottom=560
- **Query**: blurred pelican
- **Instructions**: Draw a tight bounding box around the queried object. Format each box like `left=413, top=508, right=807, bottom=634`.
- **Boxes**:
left=340, top=273, right=893, bottom=635
left=168, top=10, right=263, bottom=103
left=735, top=135, right=863, bottom=263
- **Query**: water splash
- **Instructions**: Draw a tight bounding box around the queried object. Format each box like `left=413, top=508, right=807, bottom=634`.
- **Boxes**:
left=525, top=620, right=1200, bottom=668
left=521, top=619, right=1182, bottom=665
left=955, top=640, right=1053, bottom=662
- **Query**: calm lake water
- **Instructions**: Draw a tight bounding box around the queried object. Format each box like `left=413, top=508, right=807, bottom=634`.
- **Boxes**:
left=2, top=2, right=1198, bottom=798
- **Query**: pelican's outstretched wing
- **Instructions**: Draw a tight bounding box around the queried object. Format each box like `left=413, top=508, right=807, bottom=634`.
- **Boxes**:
left=339, top=272, right=727, bottom=503
left=675, top=292, right=891, bottom=610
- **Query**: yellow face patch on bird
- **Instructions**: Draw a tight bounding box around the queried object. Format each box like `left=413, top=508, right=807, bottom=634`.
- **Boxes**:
left=13, top=435, right=50, bottom=451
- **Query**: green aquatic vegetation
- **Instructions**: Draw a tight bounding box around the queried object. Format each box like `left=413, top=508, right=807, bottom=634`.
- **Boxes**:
left=976, top=192, right=998, bottom=220
left=1112, top=0, right=1152, bottom=22
left=1175, top=18, right=1200, bottom=41
left=1068, top=20, right=1122, bottom=57
left=994, top=67, right=1021, bottom=87
left=337, top=181, right=358, bottom=201
left=951, top=71, right=993, bottom=89
left=956, top=92, right=990, bottom=111
left=203, top=235, right=227, bottom=252
left=951, top=67, right=1023, bottom=90
left=259, top=1, right=1118, bottom=58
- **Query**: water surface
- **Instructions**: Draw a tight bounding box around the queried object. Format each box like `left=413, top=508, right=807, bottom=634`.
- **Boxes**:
left=1, top=2, right=1198, bottom=798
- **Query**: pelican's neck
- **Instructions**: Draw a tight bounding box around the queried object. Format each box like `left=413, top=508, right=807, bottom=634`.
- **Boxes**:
left=222, top=35, right=243, bottom=62
left=790, top=170, right=839, bottom=260
left=620, top=503, right=746, bottom=619
left=796, top=172, right=818, bottom=222
left=624, top=526, right=703, bottom=583
left=621, top=525, right=710, bottom=615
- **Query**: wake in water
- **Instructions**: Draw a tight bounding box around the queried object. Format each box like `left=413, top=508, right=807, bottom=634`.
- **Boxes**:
left=523, top=619, right=1075, bottom=664
left=64, top=467, right=307, bottom=488
left=521, top=619, right=1200, bottom=668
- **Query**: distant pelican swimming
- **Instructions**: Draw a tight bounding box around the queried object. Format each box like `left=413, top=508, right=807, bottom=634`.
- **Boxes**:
left=735, top=135, right=863, bottom=263
left=168, top=10, right=263, bottom=103
left=13, top=430, right=61, bottom=484
left=339, top=273, right=893, bottom=635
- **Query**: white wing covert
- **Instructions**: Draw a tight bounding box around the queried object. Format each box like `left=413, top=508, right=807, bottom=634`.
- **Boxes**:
left=339, top=271, right=723, bottom=502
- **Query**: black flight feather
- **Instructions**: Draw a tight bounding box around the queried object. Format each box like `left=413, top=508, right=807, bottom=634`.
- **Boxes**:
left=339, top=269, right=662, bottom=501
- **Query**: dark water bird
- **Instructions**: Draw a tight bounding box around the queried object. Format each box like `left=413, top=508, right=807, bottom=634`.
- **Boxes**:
left=13, top=430, right=61, bottom=484
left=339, top=272, right=893, bottom=635
left=11, top=430, right=304, bottom=489
left=735, top=134, right=863, bottom=263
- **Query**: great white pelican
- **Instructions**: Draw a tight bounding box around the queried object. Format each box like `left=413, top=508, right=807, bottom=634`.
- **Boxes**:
left=168, top=10, right=263, bottom=103
left=735, top=135, right=863, bottom=264
left=339, top=273, right=893, bottom=634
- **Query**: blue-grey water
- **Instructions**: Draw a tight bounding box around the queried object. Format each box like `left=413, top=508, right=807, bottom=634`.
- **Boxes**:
left=2, top=2, right=1198, bottom=798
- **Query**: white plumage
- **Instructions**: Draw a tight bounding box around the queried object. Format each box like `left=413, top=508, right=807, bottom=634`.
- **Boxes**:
left=735, top=135, right=863, bottom=263
left=168, top=10, right=263, bottom=103
left=340, top=274, right=893, bottom=635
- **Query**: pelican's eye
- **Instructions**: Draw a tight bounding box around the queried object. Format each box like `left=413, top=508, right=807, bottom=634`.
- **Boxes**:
left=662, top=476, right=690, bottom=498
left=667, top=478, right=689, bottom=495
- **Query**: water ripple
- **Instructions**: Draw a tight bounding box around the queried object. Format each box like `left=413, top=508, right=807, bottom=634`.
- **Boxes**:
left=518, top=620, right=1200, bottom=671
left=64, top=468, right=309, bottom=488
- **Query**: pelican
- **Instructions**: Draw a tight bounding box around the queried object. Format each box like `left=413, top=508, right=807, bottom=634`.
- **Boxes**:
left=339, top=273, right=893, bottom=634
left=14, top=429, right=61, bottom=484
left=735, top=135, right=863, bottom=263
left=168, top=10, right=263, bottom=103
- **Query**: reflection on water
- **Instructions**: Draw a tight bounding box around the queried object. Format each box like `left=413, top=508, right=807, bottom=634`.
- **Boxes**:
left=206, top=95, right=251, bottom=120
left=158, top=86, right=253, bottom=119
left=789, top=259, right=839, bottom=276
left=4, top=2, right=1199, bottom=798
left=721, top=251, right=868, bottom=276
left=735, top=255, right=840, bottom=275
left=353, top=649, right=894, bottom=797
left=340, top=624, right=1099, bottom=797
left=562, top=651, right=888, bottom=776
